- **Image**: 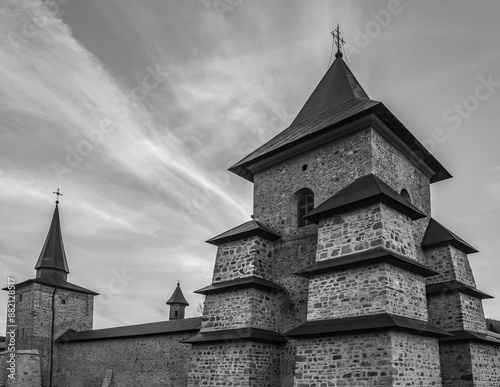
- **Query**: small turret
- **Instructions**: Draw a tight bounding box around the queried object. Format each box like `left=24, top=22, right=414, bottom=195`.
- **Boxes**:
left=166, top=282, right=189, bottom=320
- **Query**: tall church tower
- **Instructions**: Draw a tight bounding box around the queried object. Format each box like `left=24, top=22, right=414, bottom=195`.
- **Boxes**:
left=8, top=195, right=98, bottom=387
left=187, top=38, right=499, bottom=386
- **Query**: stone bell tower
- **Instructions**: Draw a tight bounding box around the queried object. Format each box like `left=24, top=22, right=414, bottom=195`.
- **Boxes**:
left=5, top=192, right=98, bottom=387
left=186, top=31, right=499, bottom=386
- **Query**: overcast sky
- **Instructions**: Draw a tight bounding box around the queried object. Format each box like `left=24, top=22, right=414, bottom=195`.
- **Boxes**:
left=1, top=0, right=499, bottom=330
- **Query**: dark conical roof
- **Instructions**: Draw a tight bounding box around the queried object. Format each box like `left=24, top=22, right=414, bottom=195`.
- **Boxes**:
left=230, top=55, right=378, bottom=179
left=229, top=55, right=451, bottom=184
left=35, top=204, right=70, bottom=274
left=291, top=55, right=371, bottom=125
left=166, top=283, right=189, bottom=306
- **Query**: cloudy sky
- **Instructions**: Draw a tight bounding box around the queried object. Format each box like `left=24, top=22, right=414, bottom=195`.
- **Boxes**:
left=1, top=0, right=499, bottom=329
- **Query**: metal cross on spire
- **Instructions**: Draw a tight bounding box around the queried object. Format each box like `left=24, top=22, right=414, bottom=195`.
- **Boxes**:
left=53, top=188, right=63, bottom=204
left=331, top=23, right=345, bottom=58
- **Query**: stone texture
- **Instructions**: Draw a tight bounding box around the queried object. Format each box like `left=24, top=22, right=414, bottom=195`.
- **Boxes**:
left=212, top=236, right=273, bottom=283
left=307, top=263, right=428, bottom=321
left=0, top=350, right=42, bottom=387
left=9, top=283, right=93, bottom=387
left=201, top=288, right=278, bottom=332
left=440, top=341, right=500, bottom=387
left=469, top=342, right=500, bottom=386
left=54, top=332, right=193, bottom=387
left=439, top=342, right=474, bottom=387
left=315, top=204, right=416, bottom=262
left=371, top=129, right=431, bottom=215
left=188, top=342, right=281, bottom=387
left=273, top=233, right=317, bottom=334
left=253, top=130, right=373, bottom=235
left=293, top=331, right=441, bottom=386
left=427, top=292, right=488, bottom=332
left=425, top=246, right=477, bottom=287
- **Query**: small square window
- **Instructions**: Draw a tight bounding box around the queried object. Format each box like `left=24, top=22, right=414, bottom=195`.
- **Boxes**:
left=61, top=299, right=66, bottom=305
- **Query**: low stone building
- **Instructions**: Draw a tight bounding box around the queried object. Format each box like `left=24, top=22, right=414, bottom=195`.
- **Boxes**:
left=2, top=45, right=500, bottom=386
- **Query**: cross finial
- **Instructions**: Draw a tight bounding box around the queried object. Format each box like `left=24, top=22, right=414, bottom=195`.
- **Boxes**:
left=53, top=188, right=63, bottom=205
left=331, top=23, right=345, bottom=58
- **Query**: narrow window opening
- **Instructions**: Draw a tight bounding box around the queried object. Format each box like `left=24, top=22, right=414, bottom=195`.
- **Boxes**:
left=400, top=189, right=411, bottom=203
left=175, top=310, right=179, bottom=318
left=61, top=299, right=66, bottom=305
left=298, top=193, right=314, bottom=228
left=302, top=164, right=308, bottom=171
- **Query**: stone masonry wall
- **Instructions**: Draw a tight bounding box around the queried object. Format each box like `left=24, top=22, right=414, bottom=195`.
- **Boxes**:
left=427, top=292, right=487, bottom=332
left=188, top=342, right=281, bottom=387
left=316, top=203, right=416, bottom=262
left=371, top=129, right=431, bottom=265
left=307, top=263, right=427, bottom=321
left=273, top=233, right=317, bottom=334
left=55, top=331, right=194, bottom=387
left=425, top=246, right=476, bottom=287
left=439, top=341, right=500, bottom=387
left=371, top=129, right=430, bottom=215
left=470, top=342, right=500, bottom=386
left=12, top=284, right=93, bottom=387
left=293, top=331, right=441, bottom=386
left=439, top=342, right=474, bottom=387
left=201, top=288, right=278, bottom=332
left=253, top=129, right=373, bottom=234
left=212, top=236, right=273, bottom=283
left=0, top=350, right=41, bottom=387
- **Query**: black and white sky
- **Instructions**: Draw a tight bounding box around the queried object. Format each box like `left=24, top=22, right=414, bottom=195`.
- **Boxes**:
left=1, top=0, right=499, bottom=329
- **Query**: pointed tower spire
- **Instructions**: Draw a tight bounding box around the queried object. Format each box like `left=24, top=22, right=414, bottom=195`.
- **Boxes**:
left=166, top=281, right=189, bottom=320
left=34, top=191, right=70, bottom=282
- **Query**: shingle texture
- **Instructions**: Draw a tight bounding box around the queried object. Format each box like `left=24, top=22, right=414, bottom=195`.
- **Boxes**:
left=34, top=204, right=69, bottom=273
left=57, top=317, right=202, bottom=342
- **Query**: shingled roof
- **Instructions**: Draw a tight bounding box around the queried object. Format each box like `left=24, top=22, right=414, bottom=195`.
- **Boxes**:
left=166, top=283, right=189, bottom=306
left=206, top=219, right=280, bottom=246
left=56, top=317, right=202, bottom=343
left=7, top=277, right=98, bottom=296
left=422, top=218, right=478, bottom=254
left=304, top=173, right=425, bottom=223
left=229, top=54, right=451, bottom=184
left=35, top=203, right=69, bottom=274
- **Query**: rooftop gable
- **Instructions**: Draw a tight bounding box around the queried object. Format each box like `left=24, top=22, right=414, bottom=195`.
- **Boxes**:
left=229, top=56, right=451, bottom=184
left=305, top=173, right=425, bottom=223
left=422, top=218, right=478, bottom=254
left=206, top=219, right=280, bottom=246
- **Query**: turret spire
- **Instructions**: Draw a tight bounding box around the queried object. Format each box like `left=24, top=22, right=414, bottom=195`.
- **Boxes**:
left=34, top=192, right=70, bottom=282
left=166, top=282, right=189, bottom=320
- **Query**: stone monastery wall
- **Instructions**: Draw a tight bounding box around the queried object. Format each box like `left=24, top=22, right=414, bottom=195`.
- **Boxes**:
left=53, top=332, right=194, bottom=387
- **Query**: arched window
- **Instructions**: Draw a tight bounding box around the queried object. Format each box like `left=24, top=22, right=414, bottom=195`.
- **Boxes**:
left=297, top=192, right=314, bottom=228
left=400, top=189, right=411, bottom=203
